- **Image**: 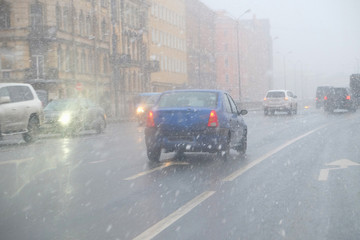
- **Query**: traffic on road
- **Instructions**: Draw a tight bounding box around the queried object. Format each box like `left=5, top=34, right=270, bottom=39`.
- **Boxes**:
left=1, top=99, right=359, bottom=240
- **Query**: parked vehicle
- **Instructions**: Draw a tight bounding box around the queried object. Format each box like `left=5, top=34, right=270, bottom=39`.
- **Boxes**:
left=42, top=98, right=107, bottom=136
left=263, top=90, right=297, bottom=115
left=324, top=87, right=356, bottom=113
left=315, top=86, right=332, bottom=109
left=135, top=92, right=161, bottom=125
left=0, top=83, right=43, bottom=142
left=144, top=89, right=248, bottom=162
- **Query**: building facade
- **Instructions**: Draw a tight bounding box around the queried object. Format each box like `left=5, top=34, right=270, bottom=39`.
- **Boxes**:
left=0, top=0, right=112, bottom=106
left=214, top=11, right=273, bottom=102
left=214, top=11, right=240, bottom=100
left=185, top=0, right=216, bottom=89
left=239, top=17, right=273, bottom=102
left=110, top=0, right=152, bottom=117
left=148, top=0, right=187, bottom=91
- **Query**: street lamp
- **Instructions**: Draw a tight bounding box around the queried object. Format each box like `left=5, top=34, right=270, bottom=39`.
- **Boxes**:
left=235, top=9, right=251, bottom=101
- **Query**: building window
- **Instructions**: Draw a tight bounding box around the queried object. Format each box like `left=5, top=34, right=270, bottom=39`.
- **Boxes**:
left=1, top=55, right=12, bottom=79
left=63, top=7, right=69, bottom=31
left=225, top=58, right=229, bottom=67
left=103, top=55, right=108, bottom=74
left=0, top=1, right=10, bottom=29
left=101, top=18, right=107, bottom=40
left=31, top=55, right=44, bottom=79
left=88, top=51, right=93, bottom=73
left=81, top=51, right=86, bottom=73
left=74, top=50, right=78, bottom=73
left=30, top=3, right=43, bottom=31
left=79, top=11, right=84, bottom=36
left=72, top=7, right=77, bottom=34
left=93, top=16, right=97, bottom=38
left=101, top=0, right=108, bottom=8
left=86, top=15, right=91, bottom=36
left=56, top=4, right=61, bottom=29
left=57, top=46, right=62, bottom=70
left=65, top=47, right=70, bottom=72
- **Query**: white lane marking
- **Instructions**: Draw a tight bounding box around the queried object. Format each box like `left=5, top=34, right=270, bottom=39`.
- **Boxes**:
left=223, top=124, right=328, bottom=182
left=124, top=161, right=189, bottom=181
left=318, top=168, right=330, bottom=181
left=326, top=159, right=360, bottom=168
left=318, top=159, right=360, bottom=181
left=133, top=191, right=215, bottom=240
left=0, top=157, right=33, bottom=165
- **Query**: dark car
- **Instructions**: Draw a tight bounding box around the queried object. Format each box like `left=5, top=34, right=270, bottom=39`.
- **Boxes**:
left=135, top=92, right=161, bottom=125
left=144, top=89, right=248, bottom=162
left=315, top=86, right=332, bottom=109
left=324, top=87, right=356, bottom=113
left=42, top=98, right=107, bottom=136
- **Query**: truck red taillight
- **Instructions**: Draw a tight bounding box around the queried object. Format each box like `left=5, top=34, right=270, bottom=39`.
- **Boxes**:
left=346, top=95, right=351, bottom=100
left=147, top=111, right=155, bottom=127
left=207, top=110, right=219, bottom=127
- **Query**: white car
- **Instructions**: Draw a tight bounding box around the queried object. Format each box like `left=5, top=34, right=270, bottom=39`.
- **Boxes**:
left=263, top=90, right=298, bottom=115
left=0, top=83, right=43, bottom=142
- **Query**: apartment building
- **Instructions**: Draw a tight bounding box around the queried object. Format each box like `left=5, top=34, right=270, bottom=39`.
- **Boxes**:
left=148, top=0, right=188, bottom=91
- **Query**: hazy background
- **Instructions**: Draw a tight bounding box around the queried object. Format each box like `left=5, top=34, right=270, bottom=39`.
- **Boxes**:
left=201, top=0, right=360, bottom=98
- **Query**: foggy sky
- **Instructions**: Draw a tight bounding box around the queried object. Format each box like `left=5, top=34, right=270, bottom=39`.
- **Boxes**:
left=201, top=0, right=360, bottom=98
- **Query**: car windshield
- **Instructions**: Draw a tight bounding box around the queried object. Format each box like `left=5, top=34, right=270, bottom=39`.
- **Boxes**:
left=266, top=91, right=285, bottom=98
left=44, top=99, right=80, bottom=111
left=158, top=92, right=218, bottom=108
left=1, top=1, right=360, bottom=240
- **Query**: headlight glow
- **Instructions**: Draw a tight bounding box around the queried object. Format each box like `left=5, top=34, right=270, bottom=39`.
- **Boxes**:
left=58, top=112, right=72, bottom=125
left=137, top=106, right=145, bottom=114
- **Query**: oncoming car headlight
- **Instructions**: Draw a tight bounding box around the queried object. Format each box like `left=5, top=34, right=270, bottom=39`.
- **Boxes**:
left=136, top=106, right=145, bottom=114
left=58, top=112, right=72, bottom=125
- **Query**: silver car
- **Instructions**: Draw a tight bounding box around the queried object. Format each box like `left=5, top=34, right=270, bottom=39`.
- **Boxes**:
left=0, top=83, right=43, bottom=142
left=42, top=98, right=107, bottom=136
left=263, top=90, right=298, bottom=115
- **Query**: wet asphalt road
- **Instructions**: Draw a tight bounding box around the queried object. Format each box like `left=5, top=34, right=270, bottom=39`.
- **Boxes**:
left=0, top=106, right=360, bottom=240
